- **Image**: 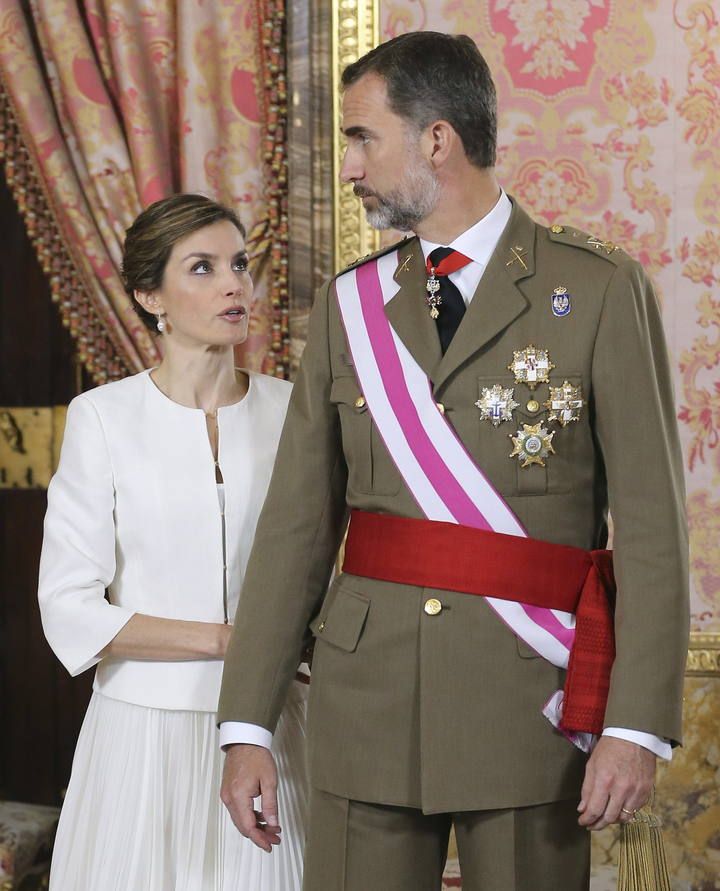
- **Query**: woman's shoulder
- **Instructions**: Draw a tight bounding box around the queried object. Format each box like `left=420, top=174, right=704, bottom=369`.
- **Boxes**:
left=247, top=371, right=292, bottom=409
left=70, top=370, right=151, bottom=419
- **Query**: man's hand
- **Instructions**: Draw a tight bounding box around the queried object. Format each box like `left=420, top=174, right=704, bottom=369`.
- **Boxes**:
left=221, top=744, right=281, bottom=852
left=577, top=736, right=656, bottom=830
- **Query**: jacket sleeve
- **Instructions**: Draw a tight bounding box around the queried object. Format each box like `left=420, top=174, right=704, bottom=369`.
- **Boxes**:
left=218, top=280, right=349, bottom=730
left=38, top=395, right=135, bottom=676
left=591, top=259, right=689, bottom=744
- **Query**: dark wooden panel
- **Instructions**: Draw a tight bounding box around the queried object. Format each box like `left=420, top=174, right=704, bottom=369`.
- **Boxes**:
left=0, top=167, right=93, bottom=806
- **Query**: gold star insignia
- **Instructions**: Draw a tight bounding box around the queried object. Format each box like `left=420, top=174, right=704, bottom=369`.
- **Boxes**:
left=509, top=423, right=555, bottom=468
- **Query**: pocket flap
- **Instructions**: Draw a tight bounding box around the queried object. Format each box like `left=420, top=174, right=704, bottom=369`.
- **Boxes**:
left=330, top=377, right=362, bottom=406
left=516, top=636, right=541, bottom=659
left=311, top=587, right=370, bottom=653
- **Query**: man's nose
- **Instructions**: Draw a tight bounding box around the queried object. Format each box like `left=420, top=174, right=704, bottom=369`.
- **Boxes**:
left=340, top=146, right=363, bottom=184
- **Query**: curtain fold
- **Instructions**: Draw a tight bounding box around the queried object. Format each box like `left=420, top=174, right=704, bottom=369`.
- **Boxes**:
left=0, top=0, right=286, bottom=383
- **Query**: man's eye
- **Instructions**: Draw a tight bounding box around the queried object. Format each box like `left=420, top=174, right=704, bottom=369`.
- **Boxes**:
left=191, top=261, right=211, bottom=273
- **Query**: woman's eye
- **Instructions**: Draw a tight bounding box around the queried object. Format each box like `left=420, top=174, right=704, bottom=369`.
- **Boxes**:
left=232, top=260, right=248, bottom=272
left=191, top=261, right=211, bottom=274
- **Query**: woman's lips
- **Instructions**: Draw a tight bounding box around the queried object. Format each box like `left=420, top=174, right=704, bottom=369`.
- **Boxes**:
left=218, top=306, right=247, bottom=322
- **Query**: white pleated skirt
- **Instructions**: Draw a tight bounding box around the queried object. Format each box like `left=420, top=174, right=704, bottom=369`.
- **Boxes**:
left=49, top=682, right=308, bottom=891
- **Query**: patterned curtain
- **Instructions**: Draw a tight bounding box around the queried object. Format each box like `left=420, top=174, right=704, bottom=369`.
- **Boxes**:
left=0, top=0, right=289, bottom=384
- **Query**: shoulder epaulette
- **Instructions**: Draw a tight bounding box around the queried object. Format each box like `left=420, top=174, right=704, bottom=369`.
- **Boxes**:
left=545, top=223, right=631, bottom=265
left=334, top=235, right=413, bottom=278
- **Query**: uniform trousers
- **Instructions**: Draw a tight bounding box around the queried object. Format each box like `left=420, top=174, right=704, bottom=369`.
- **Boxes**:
left=303, top=787, right=590, bottom=891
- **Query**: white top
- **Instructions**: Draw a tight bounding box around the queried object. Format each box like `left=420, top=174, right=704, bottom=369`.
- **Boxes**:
left=39, top=369, right=292, bottom=712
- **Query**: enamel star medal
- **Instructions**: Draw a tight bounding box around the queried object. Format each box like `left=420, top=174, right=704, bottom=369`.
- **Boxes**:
left=475, top=385, right=519, bottom=427
left=508, top=345, right=555, bottom=389
left=545, top=380, right=584, bottom=426
left=509, top=423, right=555, bottom=468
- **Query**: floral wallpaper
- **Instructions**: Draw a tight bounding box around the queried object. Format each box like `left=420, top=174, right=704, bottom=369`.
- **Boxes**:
left=381, top=0, right=720, bottom=633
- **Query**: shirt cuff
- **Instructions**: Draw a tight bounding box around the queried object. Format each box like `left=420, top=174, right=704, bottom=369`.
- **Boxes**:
left=602, top=727, right=672, bottom=760
left=219, top=721, right=273, bottom=751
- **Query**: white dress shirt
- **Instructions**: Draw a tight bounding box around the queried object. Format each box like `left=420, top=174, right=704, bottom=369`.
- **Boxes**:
left=39, top=369, right=291, bottom=713
left=222, top=191, right=671, bottom=759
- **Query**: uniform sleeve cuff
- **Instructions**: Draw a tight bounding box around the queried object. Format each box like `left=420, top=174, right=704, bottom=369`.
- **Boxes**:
left=602, top=727, right=672, bottom=760
left=219, top=721, right=273, bottom=751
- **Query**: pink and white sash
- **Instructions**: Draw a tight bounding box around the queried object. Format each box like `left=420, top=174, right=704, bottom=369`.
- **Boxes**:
left=335, top=250, right=591, bottom=750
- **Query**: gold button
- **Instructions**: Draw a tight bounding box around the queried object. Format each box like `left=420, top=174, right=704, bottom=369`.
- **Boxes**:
left=354, top=396, right=366, bottom=410
left=424, top=598, right=443, bottom=616
left=318, top=621, right=326, bottom=633
left=551, top=224, right=564, bottom=234
left=526, top=399, right=540, bottom=413
left=436, top=402, right=445, bottom=415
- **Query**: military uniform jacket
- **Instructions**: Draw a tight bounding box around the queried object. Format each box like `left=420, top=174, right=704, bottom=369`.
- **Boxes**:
left=218, top=200, right=689, bottom=814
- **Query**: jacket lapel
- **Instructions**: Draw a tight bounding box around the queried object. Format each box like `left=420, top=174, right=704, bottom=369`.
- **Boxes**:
left=433, top=202, right=536, bottom=393
left=383, top=237, right=443, bottom=380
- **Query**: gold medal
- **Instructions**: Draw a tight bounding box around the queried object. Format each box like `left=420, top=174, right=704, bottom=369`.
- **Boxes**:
left=509, top=423, right=555, bottom=468
left=425, top=270, right=442, bottom=319
left=544, top=380, right=584, bottom=426
left=475, top=385, right=519, bottom=427
left=508, top=345, right=555, bottom=390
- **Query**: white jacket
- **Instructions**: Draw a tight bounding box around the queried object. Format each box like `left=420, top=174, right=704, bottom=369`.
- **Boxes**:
left=38, top=369, right=291, bottom=711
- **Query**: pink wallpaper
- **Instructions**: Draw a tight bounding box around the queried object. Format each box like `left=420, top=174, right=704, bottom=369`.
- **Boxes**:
left=381, top=1, right=720, bottom=632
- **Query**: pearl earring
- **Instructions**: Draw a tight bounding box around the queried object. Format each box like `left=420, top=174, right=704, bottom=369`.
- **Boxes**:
left=156, top=315, right=166, bottom=333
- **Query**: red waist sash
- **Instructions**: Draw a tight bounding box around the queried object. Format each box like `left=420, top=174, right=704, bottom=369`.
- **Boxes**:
left=342, top=509, right=616, bottom=736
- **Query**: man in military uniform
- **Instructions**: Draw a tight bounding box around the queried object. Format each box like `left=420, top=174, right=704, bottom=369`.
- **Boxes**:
left=218, top=32, right=688, bottom=891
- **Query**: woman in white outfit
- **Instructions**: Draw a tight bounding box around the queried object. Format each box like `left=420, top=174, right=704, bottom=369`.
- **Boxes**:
left=38, top=194, right=308, bottom=891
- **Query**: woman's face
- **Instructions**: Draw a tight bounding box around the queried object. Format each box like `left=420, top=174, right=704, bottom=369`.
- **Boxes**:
left=141, top=220, right=253, bottom=347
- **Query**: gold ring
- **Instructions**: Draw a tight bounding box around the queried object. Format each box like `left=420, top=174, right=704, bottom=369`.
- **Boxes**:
left=620, top=807, right=636, bottom=816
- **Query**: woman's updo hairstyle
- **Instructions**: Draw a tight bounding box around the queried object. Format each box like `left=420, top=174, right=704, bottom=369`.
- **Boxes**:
left=121, top=193, right=246, bottom=332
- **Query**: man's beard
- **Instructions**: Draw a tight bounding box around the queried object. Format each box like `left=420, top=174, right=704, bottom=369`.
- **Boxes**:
left=354, top=157, right=440, bottom=232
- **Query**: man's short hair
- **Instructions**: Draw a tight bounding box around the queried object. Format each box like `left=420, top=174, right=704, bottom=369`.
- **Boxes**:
left=341, top=31, right=497, bottom=169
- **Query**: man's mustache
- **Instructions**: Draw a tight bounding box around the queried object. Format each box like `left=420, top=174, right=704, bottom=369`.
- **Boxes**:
left=353, top=185, right=376, bottom=199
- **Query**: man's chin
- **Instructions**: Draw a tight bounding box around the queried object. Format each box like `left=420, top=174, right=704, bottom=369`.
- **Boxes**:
left=364, top=208, right=393, bottom=230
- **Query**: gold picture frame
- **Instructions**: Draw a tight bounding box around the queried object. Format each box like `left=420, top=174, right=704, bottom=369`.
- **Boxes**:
left=331, top=0, right=380, bottom=271
left=687, top=633, right=720, bottom=676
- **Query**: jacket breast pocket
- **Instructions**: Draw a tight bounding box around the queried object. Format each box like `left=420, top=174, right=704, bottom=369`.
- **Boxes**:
left=475, top=374, right=585, bottom=497
left=474, top=375, right=546, bottom=496
left=310, top=585, right=370, bottom=653
left=330, top=377, right=401, bottom=496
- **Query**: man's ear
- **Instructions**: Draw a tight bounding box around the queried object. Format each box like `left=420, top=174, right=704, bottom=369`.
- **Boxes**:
left=426, top=120, right=456, bottom=168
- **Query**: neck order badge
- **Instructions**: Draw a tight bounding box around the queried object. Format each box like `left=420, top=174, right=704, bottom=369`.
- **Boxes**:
left=425, top=248, right=472, bottom=353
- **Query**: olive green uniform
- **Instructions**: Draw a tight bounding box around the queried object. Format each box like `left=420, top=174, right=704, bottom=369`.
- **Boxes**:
left=219, top=201, right=689, bottom=889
